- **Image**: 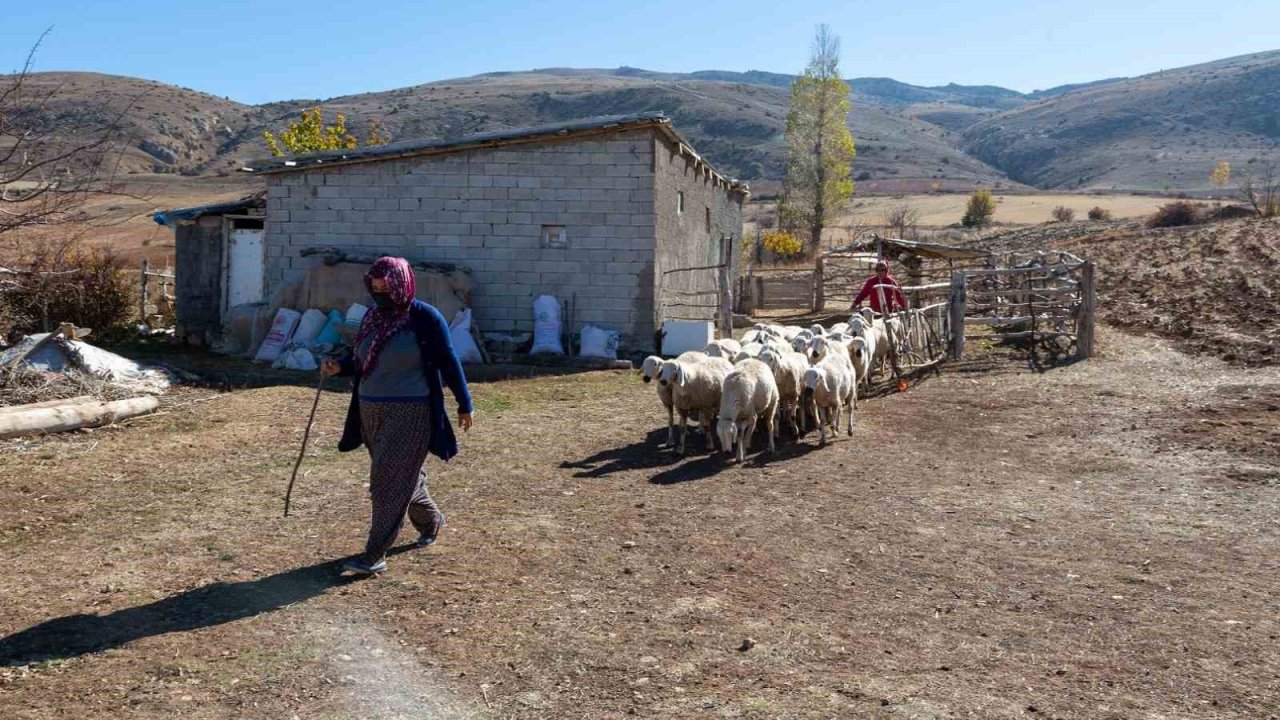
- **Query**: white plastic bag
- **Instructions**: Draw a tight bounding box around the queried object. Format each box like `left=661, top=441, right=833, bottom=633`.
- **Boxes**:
left=292, top=309, right=328, bottom=346
left=272, top=345, right=318, bottom=371
left=449, top=308, right=484, bottom=364
left=530, top=295, right=564, bottom=355
left=254, top=308, right=302, bottom=363
left=578, top=325, right=620, bottom=359
left=345, top=303, right=369, bottom=326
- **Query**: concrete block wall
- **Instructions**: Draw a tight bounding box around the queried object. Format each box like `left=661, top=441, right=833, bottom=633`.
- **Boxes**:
left=264, top=129, right=659, bottom=349
left=651, top=134, right=747, bottom=332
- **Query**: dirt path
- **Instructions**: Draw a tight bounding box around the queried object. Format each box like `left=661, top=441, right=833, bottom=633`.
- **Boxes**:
left=1, top=327, right=1277, bottom=719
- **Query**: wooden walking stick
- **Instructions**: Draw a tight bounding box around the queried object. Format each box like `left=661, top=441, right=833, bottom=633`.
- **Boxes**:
left=284, top=371, right=327, bottom=517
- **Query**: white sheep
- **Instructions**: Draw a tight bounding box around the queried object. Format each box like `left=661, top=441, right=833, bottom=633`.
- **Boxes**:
left=658, top=354, right=734, bottom=454
left=789, top=330, right=814, bottom=354
left=850, top=316, right=887, bottom=380
left=758, top=346, right=809, bottom=436
left=716, top=359, right=779, bottom=463
left=643, top=352, right=706, bottom=447
left=829, top=322, right=850, bottom=335
left=849, top=337, right=871, bottom=393
left=803, top=356, right=856, bottom=445
left=703, top=338, right=743, bottom=359
left=780, top=325, right=806, bottom=341
left=808, top=324, right=826, bottom=337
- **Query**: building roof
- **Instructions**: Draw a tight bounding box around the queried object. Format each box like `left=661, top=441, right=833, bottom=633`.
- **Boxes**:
left=240, top=112, right=748, bottom=194
left=152, top=192, right=265, bottom=226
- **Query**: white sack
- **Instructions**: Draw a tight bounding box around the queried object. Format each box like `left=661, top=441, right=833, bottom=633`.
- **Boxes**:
left=578, top=325, right=620, bottom=360
left=449, top=308, right=484, bottom=364
left=292, top=309, right=328, bottom=346
left=530, top=294, right=563, bottom=355
left=254, top=308, right=302, bottom=363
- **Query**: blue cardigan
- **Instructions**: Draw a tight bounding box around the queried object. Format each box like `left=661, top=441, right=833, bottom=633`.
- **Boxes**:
left=336, top=300, right=473, bottom=461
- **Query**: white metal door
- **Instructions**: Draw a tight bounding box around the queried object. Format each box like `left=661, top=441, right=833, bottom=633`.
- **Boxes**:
left=227, top=229, right=265, bottom=307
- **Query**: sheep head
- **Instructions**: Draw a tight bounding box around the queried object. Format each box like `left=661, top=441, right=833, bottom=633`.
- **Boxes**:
left=641, top=356, right=663, bottom=383
left=716, top=417, right=737, bottom=453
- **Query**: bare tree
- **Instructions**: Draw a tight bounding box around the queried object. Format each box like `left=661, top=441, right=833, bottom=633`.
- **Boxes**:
left=881, top=203, right=920, bottom=240
left=1, top=32, right=141, bottom=253
left=1238, top=164, right=1279, bottom=218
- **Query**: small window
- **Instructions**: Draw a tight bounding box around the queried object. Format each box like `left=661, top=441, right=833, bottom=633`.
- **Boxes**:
left=705, top=207, right=711, bottom=233
left=540, top=224, right=568, bottom=249
left=677, top=191, right=685, bottom=215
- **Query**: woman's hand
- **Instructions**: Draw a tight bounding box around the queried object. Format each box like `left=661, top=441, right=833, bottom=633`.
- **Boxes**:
left=457, top=412, right=473, bottom=432
left=320, top=358, right=341, bottom=377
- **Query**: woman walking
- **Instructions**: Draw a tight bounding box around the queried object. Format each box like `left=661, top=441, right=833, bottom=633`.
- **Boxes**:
left=321, top=256, right=474, bottom=575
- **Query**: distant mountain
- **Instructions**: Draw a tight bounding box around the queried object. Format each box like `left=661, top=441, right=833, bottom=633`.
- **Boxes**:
left=962, top=50, right=1280, bottom=189
left=8, top=50, right=1279, bottom=192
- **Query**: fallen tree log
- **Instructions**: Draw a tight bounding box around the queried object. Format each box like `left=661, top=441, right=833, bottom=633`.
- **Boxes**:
left=0, top=396, right=160, bottom=439
left=0, top=395, right=96, bottom=415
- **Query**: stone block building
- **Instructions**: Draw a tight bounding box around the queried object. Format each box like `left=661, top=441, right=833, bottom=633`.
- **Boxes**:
left=243, top=112, right=748, bottom=353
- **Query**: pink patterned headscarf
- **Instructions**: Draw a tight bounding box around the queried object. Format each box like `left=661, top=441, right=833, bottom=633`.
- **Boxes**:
left=354, top=256, right=416, bottom=378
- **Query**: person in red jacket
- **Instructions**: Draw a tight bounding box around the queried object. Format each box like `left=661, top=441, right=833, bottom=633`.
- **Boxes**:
left=852, top=259, right=908, bottom=315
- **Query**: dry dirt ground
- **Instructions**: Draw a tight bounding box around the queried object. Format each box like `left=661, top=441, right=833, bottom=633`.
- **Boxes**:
left=1, top=326, right=1278, bottom=719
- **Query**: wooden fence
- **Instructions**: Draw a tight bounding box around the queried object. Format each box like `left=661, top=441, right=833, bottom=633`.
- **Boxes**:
left=949, top=251, right=1095, bottom=361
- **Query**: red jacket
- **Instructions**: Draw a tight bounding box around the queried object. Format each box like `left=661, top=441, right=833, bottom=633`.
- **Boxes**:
left=853, top=274, right=907, bottom=314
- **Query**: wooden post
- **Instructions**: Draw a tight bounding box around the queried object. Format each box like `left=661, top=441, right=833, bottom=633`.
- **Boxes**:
left=949, top=271, right=966, bottom=359
left=1076, top=260, right=1095, bottom=360
left=718, top=235, right=734, bottom=339
left=813, top=254, right=825, bottom=313
left=139, top=258, right=149, bottom=327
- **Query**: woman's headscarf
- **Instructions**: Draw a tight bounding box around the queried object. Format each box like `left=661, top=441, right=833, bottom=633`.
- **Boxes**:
left=354, top=256, right=416, bottom=377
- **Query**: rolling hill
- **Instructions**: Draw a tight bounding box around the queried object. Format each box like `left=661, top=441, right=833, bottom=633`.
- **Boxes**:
left=5, top=49, right=1278, bottom=192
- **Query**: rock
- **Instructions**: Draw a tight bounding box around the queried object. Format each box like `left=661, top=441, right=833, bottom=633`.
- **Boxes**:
left=738, top=637, right=757, bottom=652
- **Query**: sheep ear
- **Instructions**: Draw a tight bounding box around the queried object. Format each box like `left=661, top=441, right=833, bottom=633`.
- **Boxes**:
left=676, top=365, right=687, bottom=387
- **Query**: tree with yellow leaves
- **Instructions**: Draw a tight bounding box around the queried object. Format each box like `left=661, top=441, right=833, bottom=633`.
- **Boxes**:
left=263, top=108, right=389, bottom=156
left=780, top=25, right=855, bottom=257
left=1210, top=160, right=1231, bottom=189
left=961, top=189, right=996, bottom=228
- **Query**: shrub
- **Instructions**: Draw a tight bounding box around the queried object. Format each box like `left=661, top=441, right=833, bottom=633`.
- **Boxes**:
left=1051, top=205, right=1075, bottom=222
left=961, top=189, right=996, bottom=228
left=1146, top=201, right=1205, bottom=228
left=762, top=231, right=803, bottom=258
left=0, top=243, right=133, bottom=338
left=1087, top=206, right=1113, bottom=221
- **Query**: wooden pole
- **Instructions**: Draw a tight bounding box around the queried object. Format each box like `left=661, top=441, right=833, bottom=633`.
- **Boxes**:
left=813, top=254, right=825, bottom=313
left=718, top=235, right=733, bottom=339
left=1076, top=260, right=1096, bottom=360
left=949, top=272, right=966, bottom=359
left=139, top=258, right=149, bottom=327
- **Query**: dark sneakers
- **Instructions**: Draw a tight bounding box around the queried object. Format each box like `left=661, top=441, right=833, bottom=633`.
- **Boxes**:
left=416, top=511, right=446, bottom=548
left=342, top=557, right=387, bottom=575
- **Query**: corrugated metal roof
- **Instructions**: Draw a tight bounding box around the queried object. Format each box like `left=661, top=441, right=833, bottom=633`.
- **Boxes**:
left=239, top=111, right=747, bottom=192
left=152, top=193, right=265, bottom=226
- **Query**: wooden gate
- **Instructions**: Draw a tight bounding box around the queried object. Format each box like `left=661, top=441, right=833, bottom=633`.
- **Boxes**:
left=949, top=251, right=1096, bottom=360
left=749, top=269, right=818, bottom=311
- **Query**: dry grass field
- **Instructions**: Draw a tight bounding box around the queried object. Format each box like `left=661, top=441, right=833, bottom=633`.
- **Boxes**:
left=1, top=326, right=1277, bottom=719
left=746, top=193, right=1181, bottom=237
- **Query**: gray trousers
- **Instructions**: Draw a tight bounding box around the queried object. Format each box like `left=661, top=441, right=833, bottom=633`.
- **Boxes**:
left=359, top=400, right=441, bottom=563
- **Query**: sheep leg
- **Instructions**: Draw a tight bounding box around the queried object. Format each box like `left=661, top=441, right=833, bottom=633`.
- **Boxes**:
left=703, top=415, right=716, bottom=454
left=846, top=397, right=855, bottom=436
left=818, top=406, right=829, bottom=446
left=677, top=410, right=689, bottom=455
left=665, top=403, right=675, bottom=448
left=765, top=405, right=777, bottom=455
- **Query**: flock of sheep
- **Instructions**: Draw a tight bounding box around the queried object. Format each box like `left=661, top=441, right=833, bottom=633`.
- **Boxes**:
left=641, top=309, right=903, bottom=462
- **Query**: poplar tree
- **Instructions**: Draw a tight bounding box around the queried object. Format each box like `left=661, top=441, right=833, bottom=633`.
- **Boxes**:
left=780, top=25, right=856, bottom=256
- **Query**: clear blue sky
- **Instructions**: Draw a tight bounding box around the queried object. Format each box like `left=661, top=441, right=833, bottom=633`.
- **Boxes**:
left=4, top=0, right=1277, bottom=104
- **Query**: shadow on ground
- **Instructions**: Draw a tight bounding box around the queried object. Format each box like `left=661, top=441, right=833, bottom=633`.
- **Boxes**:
left=0, top=547, right=415, bottom=666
